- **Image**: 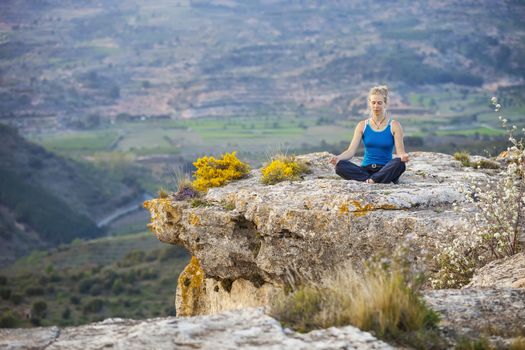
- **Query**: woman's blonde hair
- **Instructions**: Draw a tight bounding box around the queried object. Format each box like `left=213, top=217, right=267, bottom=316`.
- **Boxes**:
left=368, top=85, right=389, bottom=104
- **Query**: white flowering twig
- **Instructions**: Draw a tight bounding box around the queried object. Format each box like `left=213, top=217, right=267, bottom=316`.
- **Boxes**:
left=431, top=97, right=524, bottom=288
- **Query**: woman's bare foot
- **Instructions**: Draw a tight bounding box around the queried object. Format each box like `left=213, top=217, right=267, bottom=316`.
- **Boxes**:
left=366, top=178, right=375, bottom=184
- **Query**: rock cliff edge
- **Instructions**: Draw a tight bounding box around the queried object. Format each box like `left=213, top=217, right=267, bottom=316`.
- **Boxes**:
left=145, top=152, right=495, bottom=316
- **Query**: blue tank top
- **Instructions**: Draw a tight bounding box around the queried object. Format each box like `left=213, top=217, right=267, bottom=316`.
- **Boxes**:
left=361, top=119, right=395, bottom=166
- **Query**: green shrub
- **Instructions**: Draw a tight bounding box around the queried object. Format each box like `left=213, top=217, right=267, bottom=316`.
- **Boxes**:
left=45, top=264, right=54, bottom=274
left=91, top=265, right=103, bottom=274
left=454, top=336, right=491, bottom=350
left=470, top=159, right=500, bottom=170
left=0, top=288, right=12, bottom=300
left=136, top=267, right=158, bottom=280
left=25, top=286, right=44, bottom=296
left=32, top=300, right=48, bottom=319
left=89, top=283, right=103, bottom=296
left=10, top=293, right=23, bottom=305
left=454, top=152, right=500, bottom=170
left=48, top=273, right=62, bottom=283
left=78, top=278, right=96, bottom=294
left=100, top=269, right=117, bottom=289
left=38, top=276, right=48, bottom=285
left=70, top=295, right=81, bottom=305
left=112, top=279, right=124, bottom=295
left=0, top=310, right=19, bottom=328
left=454, top=152, right=471, bottom=167
left=120, top=249, right=147, bottom=267
left=122, top=271, right=137, bottom=284
left=157, top=247, right=185, bottom=262
left=83, top=299, right=104, bottom=314
left=0, top=275, right=6, bottom=285
left=62, top=307, right=71, bottom=320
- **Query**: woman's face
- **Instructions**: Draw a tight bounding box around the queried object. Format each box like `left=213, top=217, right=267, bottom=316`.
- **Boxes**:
left=369, top=94, right=386, bottom=115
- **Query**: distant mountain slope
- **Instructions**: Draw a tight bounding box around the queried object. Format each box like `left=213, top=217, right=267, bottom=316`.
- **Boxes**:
left=1, top=0, right=523, bottom=123
left=0, top=124, right=141, bottom=265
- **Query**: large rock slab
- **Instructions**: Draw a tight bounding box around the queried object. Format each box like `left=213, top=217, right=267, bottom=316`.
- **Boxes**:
left=465, top=252, right=525, bottom=289
left=423, top=288, right=525, bottom=345
left=0, top=308, right=393, bottom=350
left=144, top=152, right=493, bottom=315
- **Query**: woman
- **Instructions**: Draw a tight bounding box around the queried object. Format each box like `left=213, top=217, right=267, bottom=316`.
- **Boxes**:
left=330, top=85, right=409, bottom=184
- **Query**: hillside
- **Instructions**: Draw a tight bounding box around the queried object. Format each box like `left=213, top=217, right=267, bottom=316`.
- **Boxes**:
left=0, top=124, right=143, bottom=265
left=0, top=232, right=190, bottom=328
left=0, top=0, right=522, bottom=201
left=0, top=0, right=523, bottom=128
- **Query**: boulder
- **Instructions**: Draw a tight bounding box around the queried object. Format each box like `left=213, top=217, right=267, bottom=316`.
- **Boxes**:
left=144, top=152, right=491, bottom=316
left=423, top=288, right=525, bottom=346
left=465, top=252, right=525, bottom=289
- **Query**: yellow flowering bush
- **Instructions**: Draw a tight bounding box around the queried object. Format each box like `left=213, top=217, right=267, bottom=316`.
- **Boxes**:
left=261, top=155, right=310, bottom=185
left=192, top=151, right=250, bottom=192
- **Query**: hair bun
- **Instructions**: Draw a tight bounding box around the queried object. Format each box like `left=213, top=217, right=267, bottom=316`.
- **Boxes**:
left=368, top=85, right=389, bottom=104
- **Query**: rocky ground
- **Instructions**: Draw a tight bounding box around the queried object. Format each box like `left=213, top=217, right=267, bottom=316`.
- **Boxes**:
left=0, top=308, right=393, bottom=350
left=2, top=288, right=525, bottom=349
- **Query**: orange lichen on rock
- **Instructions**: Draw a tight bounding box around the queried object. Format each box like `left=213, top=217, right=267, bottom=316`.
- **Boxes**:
left=339, top=203, right=349, bottom=214
left=351, top=200, right=398, bottom=217
left=143, top=198, right=182, bottom=234
left=189, top=213, right=201, bottom=226
left=177, top=256, right=205, bottom=317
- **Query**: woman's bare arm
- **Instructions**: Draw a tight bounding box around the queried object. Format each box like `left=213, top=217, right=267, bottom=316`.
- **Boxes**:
left=330, top=121, right=365, bottom=164
left=391, top=120, right=409, bottom=162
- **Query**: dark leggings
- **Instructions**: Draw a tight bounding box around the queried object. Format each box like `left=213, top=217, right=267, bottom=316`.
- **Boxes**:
left=335, top=158, right=406, bottom=184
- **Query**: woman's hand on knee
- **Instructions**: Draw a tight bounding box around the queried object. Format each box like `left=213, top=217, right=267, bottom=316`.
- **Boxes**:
left=330, top=155, right=340, bottom=165
left=399, top=153, right=409, bottom=162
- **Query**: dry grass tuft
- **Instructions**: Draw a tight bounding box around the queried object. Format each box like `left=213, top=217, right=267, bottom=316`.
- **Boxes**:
left=157, top=187, right=169, bottom=198
left=270, top=260, right=445, bottom=349
left=454, top=152, right=471, bottom=167
left=453, top=152, right=500, bottom=170
left=171, top=168, right=199, bottom=201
